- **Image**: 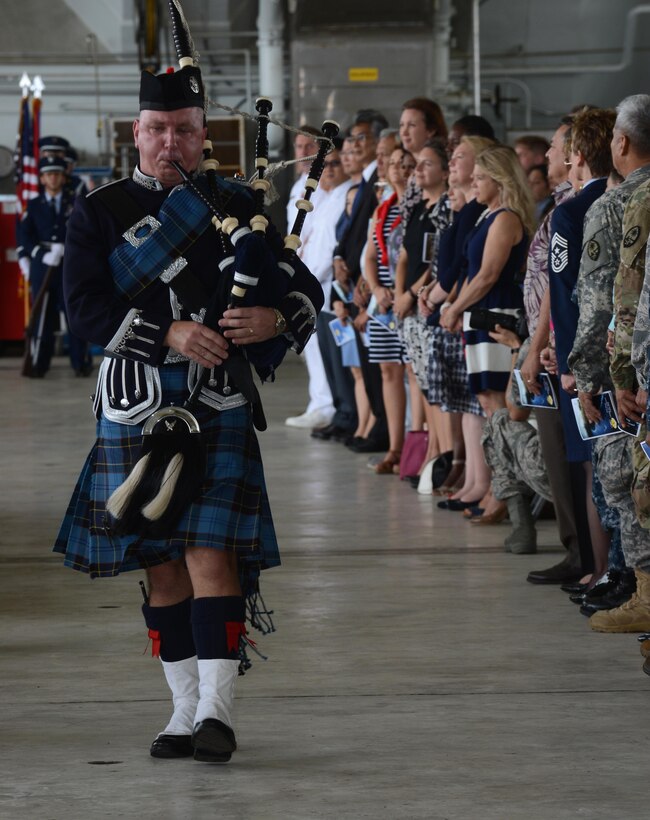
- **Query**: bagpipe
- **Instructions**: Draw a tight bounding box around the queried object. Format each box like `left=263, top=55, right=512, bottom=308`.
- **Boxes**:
left=105, top=0, right=338, bottom=538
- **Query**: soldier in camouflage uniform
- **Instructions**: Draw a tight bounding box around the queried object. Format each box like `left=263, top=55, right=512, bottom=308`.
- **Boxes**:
left=481, top=403, right=552, bottom=554
left=568, top=94, right=650, bottom=633
left=630, top=246, right=650, bottom=392
left=479, top=338, right=550, bottom=555
left=611, top=179, right=650, bottom=534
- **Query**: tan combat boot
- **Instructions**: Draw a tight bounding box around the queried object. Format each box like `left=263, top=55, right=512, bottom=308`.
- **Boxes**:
left=590, top=569, right=650, bottom=633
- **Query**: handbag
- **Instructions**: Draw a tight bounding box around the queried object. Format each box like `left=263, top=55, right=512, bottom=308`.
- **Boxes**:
left=399, top=430, right=429, bottom=480
left=468, top=307, right=529, bottom=341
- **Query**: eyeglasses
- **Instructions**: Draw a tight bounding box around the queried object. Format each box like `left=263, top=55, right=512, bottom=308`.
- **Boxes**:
left=323, top=159, right=342, bottom=167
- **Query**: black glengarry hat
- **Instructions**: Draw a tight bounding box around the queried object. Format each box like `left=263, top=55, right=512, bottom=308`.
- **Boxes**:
left=139, top=66, right=204, bottom=112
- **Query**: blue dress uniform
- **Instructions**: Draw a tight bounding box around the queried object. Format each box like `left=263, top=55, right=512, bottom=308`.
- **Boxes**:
left=548, top=177, right=607, bottom=462
left=17, top=157, right=91, bottom=376
left=548, top=178, right=607, bottom=376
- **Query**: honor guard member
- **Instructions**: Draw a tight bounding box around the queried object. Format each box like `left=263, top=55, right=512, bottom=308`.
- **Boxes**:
left=38, top=136, right=89, bottom=196
left=63, top=145, right=91, bottom=197
left=568, top=95, right=650, bottom=634
left=17, top=154, right=90, bottom=376
left=54, top=50, right=323, bottom=763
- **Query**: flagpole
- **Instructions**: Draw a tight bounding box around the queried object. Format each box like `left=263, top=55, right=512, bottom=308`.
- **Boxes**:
left=19, top=72, right=30, bottom=99
left=31, top=76, right=44, bottom=171
left=16, top=74, right=31, bottom=323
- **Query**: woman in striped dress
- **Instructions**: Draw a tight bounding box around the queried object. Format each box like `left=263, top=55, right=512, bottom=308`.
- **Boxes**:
left=441, top=145, right=535, bottom=417
left=364, top=147, right=414, bottom=473
left=395, top=140, right=453, bottom=473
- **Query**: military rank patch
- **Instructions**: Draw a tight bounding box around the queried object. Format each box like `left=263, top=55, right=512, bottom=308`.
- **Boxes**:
left=550, top=233, right=568, bottom=273
left=623, top=225, right=641, bottom=247
left=587, top=239, right=600, bottom=261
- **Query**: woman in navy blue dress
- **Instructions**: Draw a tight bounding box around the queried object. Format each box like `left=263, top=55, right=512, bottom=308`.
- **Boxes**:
left=440, top=145, right=535, bottom=417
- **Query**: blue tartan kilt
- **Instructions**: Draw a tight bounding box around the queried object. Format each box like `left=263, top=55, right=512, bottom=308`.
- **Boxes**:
left=54, top=364, right=280, bottom=581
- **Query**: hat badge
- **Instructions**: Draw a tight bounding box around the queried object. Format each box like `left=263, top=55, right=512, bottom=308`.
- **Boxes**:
left=189, top=76, right=199, bottom=94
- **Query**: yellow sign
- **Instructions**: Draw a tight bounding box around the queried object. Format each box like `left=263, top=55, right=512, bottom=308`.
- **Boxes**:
left=348, top=67, right=379, bottom=83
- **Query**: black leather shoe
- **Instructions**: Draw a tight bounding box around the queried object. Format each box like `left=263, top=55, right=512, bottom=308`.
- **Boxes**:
left=580, top=571, right=622, bottom=605
left=192, top=719, right=237, bottom=763
left=431, top=451, right=454, bottom=489
left=582, top=568, right=636, bottom=610
left=526, top=561, right=582, bottom=585
left=150, top=733, right=194, bottom=758
left=350, top=437, right=389, bottom=453
left=560, top=581, right=588, bottom=595
left=580, top=583, right=635, bottom=616
left=311, top=424, right=349, bottom=441
left=437, top=498, right=480, bottom=511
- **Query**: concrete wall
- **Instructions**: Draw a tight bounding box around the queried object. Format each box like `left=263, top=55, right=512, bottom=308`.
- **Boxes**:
left=291, top=0, right=650, bottom=137
left=63, top=0, right=137, bottom=55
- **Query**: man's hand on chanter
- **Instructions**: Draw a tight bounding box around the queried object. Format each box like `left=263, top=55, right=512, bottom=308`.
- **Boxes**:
left=165, top=321, right=229, bottom=368
left=220, top=306, right=279, bottom=345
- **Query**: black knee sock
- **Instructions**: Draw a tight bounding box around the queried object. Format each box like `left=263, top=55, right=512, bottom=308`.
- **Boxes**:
left=142, top=597, right=195, bottom=661
left=191, top=596, right=245, bottom=660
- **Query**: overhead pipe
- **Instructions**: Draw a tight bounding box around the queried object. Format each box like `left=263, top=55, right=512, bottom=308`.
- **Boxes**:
left=431, top=0, right=454, bottom=96
left=256, top=0, right=285, bottom=155
left=472, top=0, right=480, bottom=115
left=479, top=3, right=650, bottom=77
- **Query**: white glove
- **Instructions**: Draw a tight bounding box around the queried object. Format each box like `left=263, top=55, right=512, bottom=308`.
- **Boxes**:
left=42, top=242, right=64, bottom=267
left=18, top=257, right=30, bottom=280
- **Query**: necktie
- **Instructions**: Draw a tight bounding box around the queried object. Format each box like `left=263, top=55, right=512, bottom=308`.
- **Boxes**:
left=350, top=177, right=366, bottom=221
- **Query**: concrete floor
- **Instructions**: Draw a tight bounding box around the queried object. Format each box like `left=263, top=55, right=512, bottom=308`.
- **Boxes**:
left=0, top=355, right=648, bottom=820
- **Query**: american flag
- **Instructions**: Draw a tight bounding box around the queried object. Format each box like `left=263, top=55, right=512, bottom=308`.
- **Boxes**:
left=15, top=85, right=40, bottom=214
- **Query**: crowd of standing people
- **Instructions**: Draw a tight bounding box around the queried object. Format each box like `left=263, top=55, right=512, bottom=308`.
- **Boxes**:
left=285, top=95, right=650, bottom=680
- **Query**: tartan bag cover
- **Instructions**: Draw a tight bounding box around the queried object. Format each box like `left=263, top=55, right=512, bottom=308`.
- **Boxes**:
left=109, top=184, right=212, bottom=300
